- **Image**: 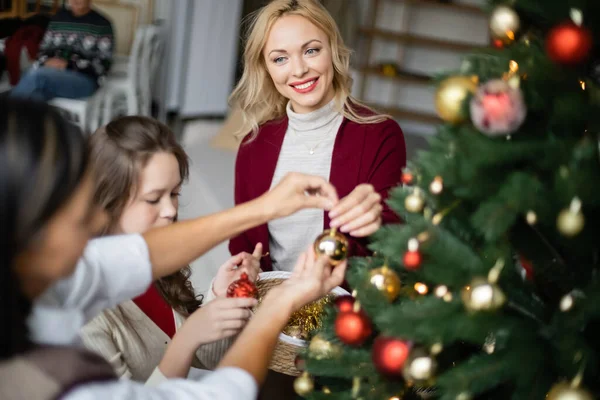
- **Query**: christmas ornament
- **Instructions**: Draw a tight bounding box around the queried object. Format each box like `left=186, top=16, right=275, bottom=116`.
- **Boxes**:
left=559, top=293, right=575, bottom=312
left=402, top=346, right=437, bottom=386
left=518, top=254, right=534, bottom=281
left=369, top=266, right=402, bottom=302
left=469, top=79, right=526, bottom=136
left=483, top=333, right=496, bottom=354
left=294, top=372, right=314, bottom=396
left=557, top=197, right=585, bottom=237
left=489, top=6, right=520, bottom=45
left=226, top=272, right=258, bottom=298
left=314, top=228, right=348, bottom=265
left=335, top=310, right=372, bottom=346
left=546, top=23, right=592, bottom=66
left=404, top=251, right=422, bottom=271
left=403, top=237, right=422, bottom=271
left=430, top=343, right=443, bottom=355
left=492, top=38, right=504, bottom=49
left=525, top=210, right=537, bottom=225
left=334, top=295, right=356, bottom=313
left=461, top=277, right=506, bottom=312
left=372, top=336, right=411, bottom=376
left=429, top=176, right=443, bottom=194
left=547, top=382, right=593, bottom=400
left=434, top=285, right=449, bottom=298
left=405, top=189, right=425, bottom=213
left=435, top=76, right=478, bottom=123
left=414, top=282, right=429, bottom=295
left=308, top=334, right=340, bottom=359
left=401, top=171, right=415, bottom=185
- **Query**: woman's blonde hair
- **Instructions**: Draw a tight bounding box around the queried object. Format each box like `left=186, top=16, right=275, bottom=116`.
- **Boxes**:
left=229, top=0, right=389, bottom=139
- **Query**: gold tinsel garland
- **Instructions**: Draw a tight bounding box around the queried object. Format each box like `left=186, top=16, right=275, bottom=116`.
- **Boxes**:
left=256, top=278, right=334, bottom=340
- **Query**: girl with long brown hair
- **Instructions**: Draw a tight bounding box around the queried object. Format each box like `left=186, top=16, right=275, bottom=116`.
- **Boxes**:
left=80, top=116, right=262, bottom=382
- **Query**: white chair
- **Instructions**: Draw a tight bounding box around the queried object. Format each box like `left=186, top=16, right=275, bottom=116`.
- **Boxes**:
left=49, top=86, right=106, bottom=133
left=100, top=24, right=164, bottom=124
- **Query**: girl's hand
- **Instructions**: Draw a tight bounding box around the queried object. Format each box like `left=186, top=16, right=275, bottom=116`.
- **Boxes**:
left=329, top=184, right=382, bottom=237
left=213, top=243, right=262, bottom=297
left=180, top=296, right=257, bottom=347
left=271, top=246, right=347, bottom=312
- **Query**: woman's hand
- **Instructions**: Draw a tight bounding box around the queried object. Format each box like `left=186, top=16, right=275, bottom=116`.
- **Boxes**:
left=159, top=296, right=257, bottom=379
left=270, top=245, right=347, bottom=312
left=180, top=296, right=257, bottom=346
left=328, top=184, right=383, bottom=237
left=213, top=243, right=262, bottom=297
left=262, top=172, right=339, bottom=220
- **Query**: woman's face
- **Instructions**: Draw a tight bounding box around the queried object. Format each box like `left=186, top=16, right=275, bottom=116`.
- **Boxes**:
left=117, top=152, right=182, bottom=234
left=14, top=173, right=108, bottom=299
left=263, top=14, right=335, bottom=114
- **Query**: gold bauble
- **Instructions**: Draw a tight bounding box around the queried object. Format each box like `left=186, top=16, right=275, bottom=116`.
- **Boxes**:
left=308, top=334, right=339, bottom=360
left=369, top=266, right=402, bottom=302
left=547, top=382, right=594, bottom=400
left=557, top=209, right=585, bottom=237
left=461, top=277, right=506, bottom=312
left=314, top=229, right=348, bottom=265
left=294, top=372, right=314, bottom=396
left=489, top=5, right=520, bottom=43
left=402, top=346, right=437, bottom=386
left=405, top=191, right=425, bottom=213
left=435, top=76, right=478, bottom=123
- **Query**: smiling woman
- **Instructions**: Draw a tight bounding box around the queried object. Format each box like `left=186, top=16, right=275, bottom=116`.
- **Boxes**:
left=228, top=0, right=408, bottom=274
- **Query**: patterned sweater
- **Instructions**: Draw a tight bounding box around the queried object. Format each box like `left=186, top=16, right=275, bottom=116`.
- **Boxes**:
left=36, top=8, right=113, bottom=82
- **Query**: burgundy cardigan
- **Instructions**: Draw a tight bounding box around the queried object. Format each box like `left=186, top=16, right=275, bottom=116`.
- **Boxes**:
left=228, top=115, right=407, bottom=271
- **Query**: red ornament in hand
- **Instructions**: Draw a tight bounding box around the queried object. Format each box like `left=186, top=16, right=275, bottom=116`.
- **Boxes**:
left=334, top=295, right=356, bottom=313
left=335, top=310, right=372, bottom=346
left=226, top=272, right=258, bottom=298
left=403, top=250, right=422, bottom=271
left=372, top=336, right=411, bottom=376
left=546, top=23, right=592, bottom=65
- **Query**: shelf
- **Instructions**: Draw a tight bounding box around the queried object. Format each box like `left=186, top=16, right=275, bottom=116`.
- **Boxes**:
left=369, top=103, right=442, bottom=124
left=358, top=27, right=481, bottom=52
left=390, top=0, right=486, bottom=15
left=360, top=66, right=433, bottom=85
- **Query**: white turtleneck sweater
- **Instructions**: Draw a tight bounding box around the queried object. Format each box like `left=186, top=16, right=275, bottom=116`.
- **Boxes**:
left=268, top=100, right=344, bottom=272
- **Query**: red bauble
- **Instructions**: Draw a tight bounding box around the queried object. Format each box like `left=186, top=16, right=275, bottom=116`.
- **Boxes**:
left=518, top=254, right=534, bottom=281
left=492, top=38, right=504, bottom=49
left=335, top=311, right=372, bottom=346
left=334, top=295, right=356, bottom=313
left=546, top=23, right=592, bottom=65
left=372, top=336, right=411, bottom=376
left=401, top=172, right=414, bottom=185
left=226, top=272, right=258, bottom=298
left=403, top=250, right=422, bottom=271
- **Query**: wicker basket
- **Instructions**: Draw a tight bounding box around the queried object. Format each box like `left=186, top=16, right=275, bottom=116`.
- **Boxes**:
left=256, top=271, right=349, bottom=376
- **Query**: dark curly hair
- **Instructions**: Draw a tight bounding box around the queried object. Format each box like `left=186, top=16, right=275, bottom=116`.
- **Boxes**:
left=89, top=116, right=202, bottom=316
left=0, top=98, right=89, bottom=359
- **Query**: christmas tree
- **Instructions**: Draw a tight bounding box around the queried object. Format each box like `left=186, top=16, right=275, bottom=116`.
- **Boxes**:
left=298, top=1, right=600, bottom=399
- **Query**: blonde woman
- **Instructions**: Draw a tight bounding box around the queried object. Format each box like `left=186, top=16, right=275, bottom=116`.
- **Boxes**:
left=229, top=0, right=407, bottom=273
